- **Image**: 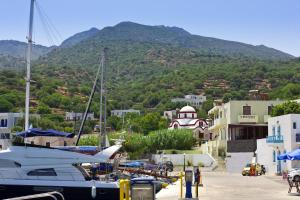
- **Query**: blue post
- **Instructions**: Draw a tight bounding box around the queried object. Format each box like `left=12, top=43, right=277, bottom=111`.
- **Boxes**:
left=185, top=170, right=193, bottom=198
left=185, top=181, right=192, bottom=198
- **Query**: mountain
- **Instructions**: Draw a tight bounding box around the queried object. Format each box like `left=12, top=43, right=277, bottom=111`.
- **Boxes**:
left=0, top=54, right=25, bottom=70
left=60, top=27, right=99, bottom=48
left=0, top=40, right=54, bottom=60
left=83, top=22, right=293, bottom=60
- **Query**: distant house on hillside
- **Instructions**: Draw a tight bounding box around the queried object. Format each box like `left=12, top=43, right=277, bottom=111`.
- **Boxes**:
left=163, top=110, right=177, bottom=120
left=0, top=112, right=40, bottom=150
left=171, top=94, right=206, bottom=108
left=111, top=109, right=140, bottom=118
left=65, top=112, right=94, bottom=121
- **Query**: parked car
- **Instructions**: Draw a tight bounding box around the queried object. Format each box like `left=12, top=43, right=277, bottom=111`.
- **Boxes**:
left=242, top=163, right=263, bottom=176
left=288, top=168, right=300, bottom=182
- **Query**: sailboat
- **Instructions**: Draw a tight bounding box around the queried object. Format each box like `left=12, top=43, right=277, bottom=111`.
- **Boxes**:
left=0, top=1, right=121, bottom=199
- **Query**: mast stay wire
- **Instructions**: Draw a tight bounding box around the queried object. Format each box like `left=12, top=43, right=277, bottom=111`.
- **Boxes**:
left=35, top=1, right=62, bottom=46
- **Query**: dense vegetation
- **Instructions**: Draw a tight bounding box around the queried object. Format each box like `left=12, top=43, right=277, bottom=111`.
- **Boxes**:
left=80, top=129, right=196, bottom=159
left=271, top=101, right=300, bottom=117
left=0, top=22, right=300, bottom=134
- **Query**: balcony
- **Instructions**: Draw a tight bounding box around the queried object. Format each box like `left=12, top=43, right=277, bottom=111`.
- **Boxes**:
left=266, top=135, right=283, bottom=144
left=238, top=115, right=258, bottom=123
left=208, top=118, right=226, bottom=130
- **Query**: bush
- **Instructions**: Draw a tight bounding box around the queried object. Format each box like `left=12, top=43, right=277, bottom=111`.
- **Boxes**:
left=122, top=129, right=196, bottom=159
left=78, top=134, right=99, bottom=146
left=37, top=104, right=52, bottom=114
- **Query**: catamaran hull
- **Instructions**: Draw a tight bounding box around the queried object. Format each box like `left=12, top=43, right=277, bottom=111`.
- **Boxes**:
left=0, top=184, right=120, bottom=200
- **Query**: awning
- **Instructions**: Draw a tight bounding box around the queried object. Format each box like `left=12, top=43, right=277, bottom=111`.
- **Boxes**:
left=278, top=148, right=300, bottom=160
left=16, top=128, right=74, bottom=138
left=287, top=149, right=300, bottom=160
left=277, top=153, right=288, bottom=160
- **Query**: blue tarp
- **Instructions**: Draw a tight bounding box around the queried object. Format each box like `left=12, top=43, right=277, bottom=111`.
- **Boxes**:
left=287, top=148, right=300, bottom=160
left=277, top=153, right=288, bottom=160
left=16, top=128, right=74, bottom=138
left=57, top=146, right=98, bottom=152
left=277, top=148, right=300, bottom=160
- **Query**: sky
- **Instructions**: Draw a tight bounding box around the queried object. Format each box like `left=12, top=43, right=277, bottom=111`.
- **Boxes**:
left=0, top=0, right=300, bottom=56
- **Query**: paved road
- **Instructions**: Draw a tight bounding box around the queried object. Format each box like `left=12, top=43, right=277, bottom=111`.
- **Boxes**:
left=157, top=172, right=300, bottom=200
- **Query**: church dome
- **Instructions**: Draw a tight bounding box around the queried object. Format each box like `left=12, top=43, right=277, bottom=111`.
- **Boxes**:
left=180, top=105, right=196, bottom=113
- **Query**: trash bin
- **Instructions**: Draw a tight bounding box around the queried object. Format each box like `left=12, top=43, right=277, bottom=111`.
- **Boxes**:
left=131, top=177, right=156, bottom=200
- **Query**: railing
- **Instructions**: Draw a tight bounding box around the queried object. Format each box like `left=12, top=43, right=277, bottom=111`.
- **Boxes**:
left=3, top=191, right=64, bottom=200
left=266, top=135, right=284, bottom=143
left=238, top=115, right=258, bottom=123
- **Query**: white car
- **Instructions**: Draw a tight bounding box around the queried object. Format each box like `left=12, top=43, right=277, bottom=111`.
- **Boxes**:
left=288, top=168, right=300, bottom=182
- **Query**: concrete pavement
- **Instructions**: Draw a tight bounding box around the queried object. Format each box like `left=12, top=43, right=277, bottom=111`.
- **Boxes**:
left=157, top=171, right=300, bottom=200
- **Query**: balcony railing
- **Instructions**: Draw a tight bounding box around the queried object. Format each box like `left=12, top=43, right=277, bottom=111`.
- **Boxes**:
left=266, top=135, right=283, bottom=143
left=238, top=115, right=258, bottom=123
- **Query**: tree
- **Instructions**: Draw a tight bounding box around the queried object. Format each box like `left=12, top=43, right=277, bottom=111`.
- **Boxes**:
left=140, top=112, right=161, bottom=134
left=0, top=97, right=13, bottom=112
left=107, top=116, right=122, bottom=131
left=271, top=101, right=300, bottom=117
left=37, top=104, right=52, bottom=114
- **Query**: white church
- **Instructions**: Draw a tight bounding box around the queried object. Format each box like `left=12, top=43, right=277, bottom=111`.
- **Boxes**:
left=168, top=105, right=209, bottom=140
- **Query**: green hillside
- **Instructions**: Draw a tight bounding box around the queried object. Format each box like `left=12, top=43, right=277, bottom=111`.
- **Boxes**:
left=0, top=22, right=299, bottom=133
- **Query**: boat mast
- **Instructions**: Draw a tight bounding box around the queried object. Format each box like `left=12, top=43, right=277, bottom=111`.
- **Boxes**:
left=25, top=0, right=35, bottom=131
left=75, top=52, right=103, bottom=146
left=99, top=48, right=107, bottom=149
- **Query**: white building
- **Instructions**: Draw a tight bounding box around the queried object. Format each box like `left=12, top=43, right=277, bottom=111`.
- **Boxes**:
left=163, top=110, right=177, bottom=120
left=207, top=100, right=284, bottom=172
left=110, top=109, right=140, bottom=117
left=65, top=112, right=94, bottom=121
left=256, top=114, right=300, bottom=175
left=171, top=95, right=206, bottom=108
left=0, top=113, right=39, bottom=150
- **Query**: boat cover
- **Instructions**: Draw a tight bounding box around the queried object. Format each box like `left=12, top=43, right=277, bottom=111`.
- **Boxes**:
left=16, top=128, right=74, bottom=138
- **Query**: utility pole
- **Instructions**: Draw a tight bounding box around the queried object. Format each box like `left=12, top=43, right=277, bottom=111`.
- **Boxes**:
left=25, top=0, right=35, bottom=131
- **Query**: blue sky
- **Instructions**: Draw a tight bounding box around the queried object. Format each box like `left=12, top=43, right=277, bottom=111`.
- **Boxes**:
left=1, top=0, right=299, bottom=56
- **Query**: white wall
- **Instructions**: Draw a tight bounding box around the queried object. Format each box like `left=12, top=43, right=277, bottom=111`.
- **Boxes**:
left=256, top=138, right=276, bottom=173
left=225, top=152, right=253, bottom=173
left=266, top=114, right=300, bottom=173
left=152, top=153, right=215, bottom=167
left=0, top=139, right=11, bottom=150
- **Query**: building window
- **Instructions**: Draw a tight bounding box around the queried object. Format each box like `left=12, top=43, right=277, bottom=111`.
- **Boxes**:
left=46, top=142, right=50, bottom=147
left=184, top=114, right=187, bottom=118
left=293, top=122, right=297, bottom=129
left=243, top=106, right=251, bottom=115
left=27, top=168, right=57, bottom=176
left=64, top=141, right=67, bottom=146
left=192, top=114, right=194, bottom=118
left=31, top=141, right=34, bottom=145
left=273, top=150, right=276, bottom=162
left=272, top=126, right=275, bottom=136
left=268, top=106, right=273, bottom=115
left=296, top=134, right=300, bottom=142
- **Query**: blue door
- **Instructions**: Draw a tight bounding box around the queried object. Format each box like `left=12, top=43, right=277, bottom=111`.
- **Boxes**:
left=277, top=150, right=282, bottom=174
